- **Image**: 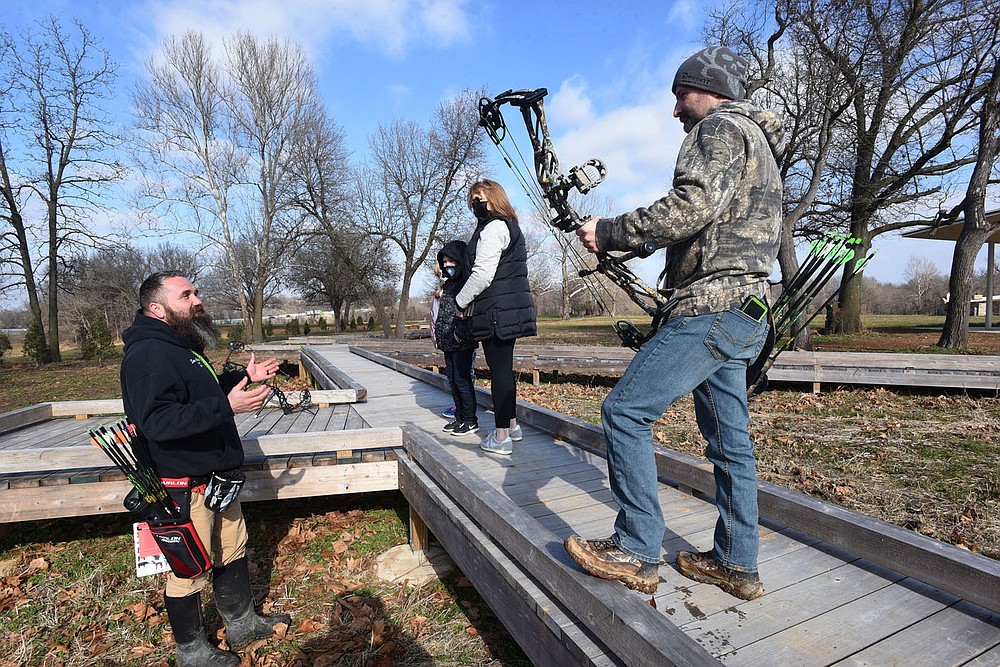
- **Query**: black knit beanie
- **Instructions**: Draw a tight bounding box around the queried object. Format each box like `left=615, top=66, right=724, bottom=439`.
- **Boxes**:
left=671, top=46, right=748, bottom=101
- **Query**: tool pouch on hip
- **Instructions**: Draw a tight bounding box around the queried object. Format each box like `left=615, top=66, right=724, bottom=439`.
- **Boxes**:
left=203, top=469, right=246, bottom=514
left=146, top=518, right=211, bottom=578
left=146, top=477, right=211, bottom=578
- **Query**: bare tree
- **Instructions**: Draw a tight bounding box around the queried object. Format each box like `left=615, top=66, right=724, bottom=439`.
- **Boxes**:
left=0, top=17, right=125, bottom=361
left=288, top=110, right=399, bottom=336
left=706, top=1, right=849, bottom=348
left=939, top=11, right=1000, bottom=347
left=62, top=241, right=202, bottom=341
left=790, top=0, right=997, bottom=332
left=902, top=255, right=946, bottom=313
left=359, top=90, right=487, bottom=338
left=132, top=31, right=324, bottom=342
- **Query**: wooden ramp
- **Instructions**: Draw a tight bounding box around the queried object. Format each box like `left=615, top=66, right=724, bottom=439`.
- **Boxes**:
left=307, top=343, right=1000, bottom=666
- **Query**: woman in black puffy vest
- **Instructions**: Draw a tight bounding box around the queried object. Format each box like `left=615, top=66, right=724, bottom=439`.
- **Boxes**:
left=455, top=179, right=536, bottom=454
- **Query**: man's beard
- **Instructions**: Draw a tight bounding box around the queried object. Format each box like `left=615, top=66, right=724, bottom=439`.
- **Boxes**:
left=165, top=304, right=219, bottom=349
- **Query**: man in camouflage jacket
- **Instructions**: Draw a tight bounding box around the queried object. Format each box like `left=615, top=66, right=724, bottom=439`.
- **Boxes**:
left=565, top=46, right=784, bottom=601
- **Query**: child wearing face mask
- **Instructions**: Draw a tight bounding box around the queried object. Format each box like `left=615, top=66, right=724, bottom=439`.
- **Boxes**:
left=435, top=240, right=479, bottom=436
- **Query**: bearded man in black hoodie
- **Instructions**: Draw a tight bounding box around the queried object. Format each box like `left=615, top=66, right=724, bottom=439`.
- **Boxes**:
left=121, top=271, right=290, bottom=667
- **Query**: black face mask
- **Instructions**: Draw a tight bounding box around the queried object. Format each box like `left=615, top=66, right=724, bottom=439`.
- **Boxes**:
left=471, top=199, right=490, bottom=221
left=442, top=265, right=458, bottom=278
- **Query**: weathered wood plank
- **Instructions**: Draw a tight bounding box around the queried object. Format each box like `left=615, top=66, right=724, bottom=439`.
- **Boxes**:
left=1, top=427, right=402, bottom=475
left=401, top=428, right=717, bottom=666
left=49, top=400, right=123, bottom=417
left=398, top=456, right=618, bottom=667
left=300, top=345, right=368, bottom=400
left=830, top=599, right=1000, bottom=666
left=687, top=559, right=906, bottom=655
left=725, top=578, right=953, bottom=665
left=1, top=459, right=400, bottom=522
left=0, top=404, right=53, bottom=435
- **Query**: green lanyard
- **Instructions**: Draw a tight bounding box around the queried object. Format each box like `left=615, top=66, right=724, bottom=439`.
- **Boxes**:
left=190, top=350, right=219, bottom=384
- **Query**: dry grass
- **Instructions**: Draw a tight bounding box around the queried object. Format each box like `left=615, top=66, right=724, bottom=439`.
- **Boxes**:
left=0, top=494, right=529, bottom=666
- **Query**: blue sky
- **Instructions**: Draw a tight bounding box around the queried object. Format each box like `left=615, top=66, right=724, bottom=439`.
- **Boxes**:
left=5, top=0, right=978, bottom=291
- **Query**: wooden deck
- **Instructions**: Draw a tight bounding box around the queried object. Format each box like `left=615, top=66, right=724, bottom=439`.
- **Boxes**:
left=0, top=398, right=400, bottom=523
left=329, top=343, right=1000, bottom=666
left=1, top=342, right=998, bottom=665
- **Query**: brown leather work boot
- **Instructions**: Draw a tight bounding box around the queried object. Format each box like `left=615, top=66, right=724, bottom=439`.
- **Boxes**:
left=676, top=550, right=764, bottom=600
left=564, top=535, right=660, bottom=594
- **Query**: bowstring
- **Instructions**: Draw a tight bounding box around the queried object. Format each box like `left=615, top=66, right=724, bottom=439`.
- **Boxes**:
left=487, top=111, right=642, bottom=329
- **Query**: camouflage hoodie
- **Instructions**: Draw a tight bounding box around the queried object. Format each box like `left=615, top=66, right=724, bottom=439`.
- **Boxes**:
left=595, top=100, right=784, bottom=316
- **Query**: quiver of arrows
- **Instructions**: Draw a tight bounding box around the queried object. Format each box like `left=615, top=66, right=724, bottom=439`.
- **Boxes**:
left=88, top=419, right=211, bottom=578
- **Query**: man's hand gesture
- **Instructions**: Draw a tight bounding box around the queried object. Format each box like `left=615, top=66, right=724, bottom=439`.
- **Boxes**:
left=245, top=352, right=279, bottom=383
left=228, top=377, right=271, bottom=414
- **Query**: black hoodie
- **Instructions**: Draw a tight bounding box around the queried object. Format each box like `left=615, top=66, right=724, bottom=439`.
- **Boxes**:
left=120, top=310, right=246, bottom=478
left=434, top=240, right=476, bottom=353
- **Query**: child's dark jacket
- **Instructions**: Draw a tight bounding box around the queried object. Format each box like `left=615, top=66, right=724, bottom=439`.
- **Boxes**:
left=435, top=240, right=476, bottom=353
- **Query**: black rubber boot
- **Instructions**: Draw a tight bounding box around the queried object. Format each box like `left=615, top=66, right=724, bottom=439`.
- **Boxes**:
left=164, top=593, right=240, bottom=667
left=213, top=557, right=291, bottom=650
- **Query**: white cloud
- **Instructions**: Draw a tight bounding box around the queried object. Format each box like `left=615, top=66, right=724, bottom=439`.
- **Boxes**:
left=548, top=80, right=687, bottom=214
left=667, top=0, right=701, bottom=32
left=141, top=0, right=472, bottom=59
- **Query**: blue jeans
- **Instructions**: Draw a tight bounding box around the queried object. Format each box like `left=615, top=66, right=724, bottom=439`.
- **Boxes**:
left=602, top=308, right=769, bottom=571
left=445, top=348, right=477, bottom=424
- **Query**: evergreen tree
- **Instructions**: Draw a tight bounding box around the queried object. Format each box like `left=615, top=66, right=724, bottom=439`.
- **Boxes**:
left=22, top=320, right=51, bottom=366
left=0, top=331, right=11, bottom=364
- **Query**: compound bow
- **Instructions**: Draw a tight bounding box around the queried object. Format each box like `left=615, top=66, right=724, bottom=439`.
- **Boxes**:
left=478, top=88, right=673, bottom=350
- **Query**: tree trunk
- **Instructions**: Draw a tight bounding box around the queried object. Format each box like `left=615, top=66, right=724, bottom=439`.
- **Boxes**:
left=775, top=225, right=811, bottom=349
left=46, top=199, right=61, bottom=362
left=939, top=229, right=990, bottom=348
left=395, top=271, right=413, bottom=339
left=833, top=224, right=870, bottom=334
left=940, top=59, right=1000, bottom=347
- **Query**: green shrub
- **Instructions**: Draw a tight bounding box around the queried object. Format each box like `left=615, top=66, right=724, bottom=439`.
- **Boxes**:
left=0, top=331, right=11, bottom=364
left=228, top=323, right=245, bottom=341
left=264, top=320, right=274, bottom=338
left=79, top=317, right=116, bottom=361
left=367, top=315, right=375, bottom=331
left=22, top=320, right=50, bottom=365
left=316, top=316, right=327, bottom=331
left=286, top=319, right=300, bottom=336
left=303, top=321, right=311, bottom=336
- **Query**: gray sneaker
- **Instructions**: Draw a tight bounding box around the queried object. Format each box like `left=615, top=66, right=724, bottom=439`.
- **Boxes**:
left=480, top=431, right=513, bottom=454
left=509, top=424, right=523, bottom=441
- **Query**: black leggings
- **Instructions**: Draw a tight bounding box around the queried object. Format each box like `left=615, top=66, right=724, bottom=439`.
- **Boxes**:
left=482, top=337, right=517, bottom=429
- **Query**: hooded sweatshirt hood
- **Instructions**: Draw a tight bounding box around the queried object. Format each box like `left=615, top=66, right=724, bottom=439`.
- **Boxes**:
left=437, top=240, right=468, bottom=274
left=711, top=99, right=786, bottom=162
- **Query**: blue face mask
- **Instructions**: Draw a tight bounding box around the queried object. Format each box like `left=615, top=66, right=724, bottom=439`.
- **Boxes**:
left=442, top=265, right=458, bottom=278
